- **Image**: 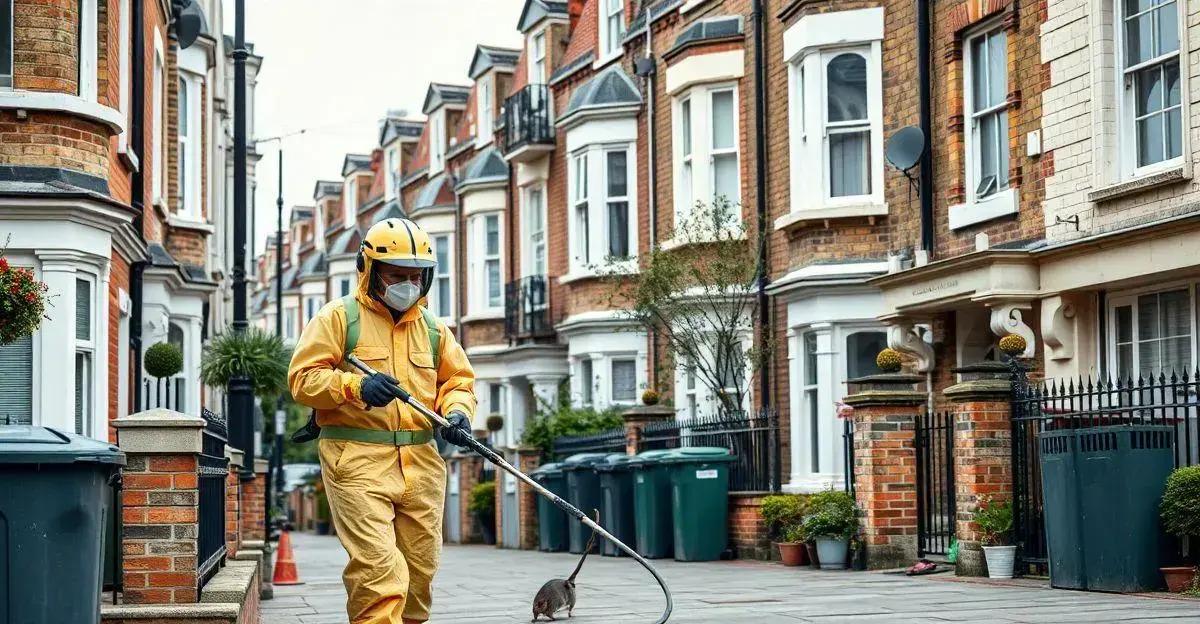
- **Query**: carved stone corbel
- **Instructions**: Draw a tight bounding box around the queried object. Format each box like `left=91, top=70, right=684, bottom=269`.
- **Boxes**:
left=1041, top=295, right=1077, bottom=362
left=887, top=322, right=935, bottom=373
left=988, top=302, right=1036, bottom=359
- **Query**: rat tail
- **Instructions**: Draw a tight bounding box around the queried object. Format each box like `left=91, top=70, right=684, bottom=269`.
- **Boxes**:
left=567, top=509, right=600, bottom=583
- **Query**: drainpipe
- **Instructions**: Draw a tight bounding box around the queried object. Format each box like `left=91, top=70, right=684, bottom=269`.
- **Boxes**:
left=918, top=0, right=935, bottom=255
left=643, top=9, right=658, bottom=389
left=752, top=0, right=771, bottom=412
left=129, top=0, right=147, bottom=411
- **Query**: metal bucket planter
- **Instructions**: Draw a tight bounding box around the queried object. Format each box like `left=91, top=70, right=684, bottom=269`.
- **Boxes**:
left=816, top=538, right=849, bottom=570
left=983, top=545, right=1016, bottom=579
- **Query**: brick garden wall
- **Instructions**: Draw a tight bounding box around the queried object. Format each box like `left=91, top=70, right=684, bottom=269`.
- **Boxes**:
left=121, top=454, right=201, bottom=604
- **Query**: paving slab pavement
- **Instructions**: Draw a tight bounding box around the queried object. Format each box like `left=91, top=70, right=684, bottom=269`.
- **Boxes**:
left=264, top=532, right=1200, bottom=623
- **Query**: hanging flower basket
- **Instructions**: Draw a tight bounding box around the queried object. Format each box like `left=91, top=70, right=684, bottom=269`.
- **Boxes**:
left=0, top=241, right=52, bottom=346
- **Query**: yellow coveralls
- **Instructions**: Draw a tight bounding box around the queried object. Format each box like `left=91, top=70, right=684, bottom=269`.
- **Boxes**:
left=288, top=266, right=476, bottom=623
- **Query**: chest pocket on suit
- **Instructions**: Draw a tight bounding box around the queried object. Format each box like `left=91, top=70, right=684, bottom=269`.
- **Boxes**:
left=407, top=330, right=437, bottom=404
left=352, top=345, right=391, bottom=375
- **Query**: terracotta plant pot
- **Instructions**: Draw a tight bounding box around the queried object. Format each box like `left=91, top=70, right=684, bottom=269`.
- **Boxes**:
left=776, top=542, right=808, bottom=567
left=805, top=542, right=821, bottom=569
left=1161, top=566, right=1198, bottom=593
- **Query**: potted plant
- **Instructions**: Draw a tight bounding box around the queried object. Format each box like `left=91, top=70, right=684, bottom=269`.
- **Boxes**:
left=975, top=496, right=1015, bottom=579
left=802, top=490, right=859, bottom=570
left=144, top=342, right=184, bottom=379
left=199, top=327, right=292, bottom=401
left=761, top=494, right=809, bottom=566
left=1160, top=465, right=1200, bottom=592
left=0, top=237, right=52, bottom=348
left=469, top=481, right=497, bottom=545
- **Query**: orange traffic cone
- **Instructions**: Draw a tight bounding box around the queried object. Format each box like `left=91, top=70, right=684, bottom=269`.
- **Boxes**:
left=272, top=530, right=304, bottom=585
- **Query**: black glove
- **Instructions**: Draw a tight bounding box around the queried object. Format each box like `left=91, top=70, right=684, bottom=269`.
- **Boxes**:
left=360, top=372, right=400, bottom=408
left=440, top=412, right=474, bottom=448
left=290, top=410, right=321, bottom=444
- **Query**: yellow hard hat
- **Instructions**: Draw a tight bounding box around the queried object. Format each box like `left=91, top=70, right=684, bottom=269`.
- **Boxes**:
left=357, top=218, right=436, bottom=270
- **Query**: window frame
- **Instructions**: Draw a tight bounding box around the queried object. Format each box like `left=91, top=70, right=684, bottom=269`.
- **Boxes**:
left=430, top=112, right=445, bottom=172
left=152, top=33, right=165, bottom=205
left=673, top=84, right=741, bottom=228
left=116, top=0, right=132, bottom=154
left=79, top=0, right=97, bottom=101
left=344, top=176, right=357, bottom=214
left=819, top=49, right=873, bottom=203
left=963, top=23, right=1011, bottom=205
left=531, top=30, right=547, bottom=84
left=385, top=147, right=399, bottom=199
left=708, top=86, right=740, bottom=206
left=609, top=356, right=638, bottom=405
left=523, top=186, right=547, bottom=278
left=604, top=146, right=632, bottom=259
left=571, top=150, right=590, bottom=267
left=567, top=142, right=637, bottom=275
left=1116, top=0, right=1184, bottom=178
left=74, top=274, right=96, bottom=437
left=1106, top=281, right=1198, bottom=380
left=468, top=212, right=504, bottom=315
left=579, top=358, right=594, bottom=407
left=177, top=72, right=202, bottom=219
left=1, top=0, right=11, bottom=89
left=477, top=75, right=493, bottom=145
left=430, top=233, right=454, bottom=319
left=600, top=0, right=626, bottom=59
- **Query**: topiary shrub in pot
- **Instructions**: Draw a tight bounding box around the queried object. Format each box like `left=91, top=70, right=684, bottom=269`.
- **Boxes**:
left=975, top=496, right=1015, bottom=579
left=761, top=494, right=810, bottom=566
left=144, top=342, right=184, bottom=379
left=802, top=489, right=859, bottom=570
left=469, top=481, right=497, bottom=545
left=1160, top=465, right=1200, bottom=592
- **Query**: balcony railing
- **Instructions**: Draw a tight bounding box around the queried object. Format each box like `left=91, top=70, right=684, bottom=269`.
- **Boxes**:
left=504, top=275, right=554, bottom=340
left=501, top=84, right=554, bottom=155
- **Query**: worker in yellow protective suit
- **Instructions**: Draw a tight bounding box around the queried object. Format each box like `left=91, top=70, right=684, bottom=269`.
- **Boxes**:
left=288, top=218, right=477, bottom=624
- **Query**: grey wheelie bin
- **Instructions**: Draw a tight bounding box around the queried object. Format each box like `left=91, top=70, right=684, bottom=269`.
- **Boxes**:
left=0, top=426, right=125, bottom=624
left=665, top=447, right=736, bottom=561
left=531, top=462, right=570, bottom=552
left=596, top=454, right=638, bottom=557
left=630, top=449, right=675, bottom=559
left=562, top=452, right=609, bottom=554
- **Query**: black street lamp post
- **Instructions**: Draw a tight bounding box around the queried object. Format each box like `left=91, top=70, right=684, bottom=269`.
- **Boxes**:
left=231, top=0, right=255, bottom=482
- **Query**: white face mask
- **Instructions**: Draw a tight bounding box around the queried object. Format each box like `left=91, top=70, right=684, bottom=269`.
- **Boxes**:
left=382, top=281, right=421, bottom=312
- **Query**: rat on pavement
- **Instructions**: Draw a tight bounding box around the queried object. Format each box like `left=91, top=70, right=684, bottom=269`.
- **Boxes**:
left=531, top=509, right=600, bottom=622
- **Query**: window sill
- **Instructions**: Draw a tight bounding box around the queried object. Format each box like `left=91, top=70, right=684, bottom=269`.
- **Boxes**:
left=117, top=137, right=140, bottom=172
left=1087, top=166, right=1188, bottom=203
left=593, top=48, right=624, bottom=72
left=948, top=187, right=1018, bottom=231
left=0, top=90, right=126, bottom=134
left=167, top=215, right=215, bottom=234
left=773, top=203, right=888, bottom=231
left=680, top=0, right=710, bottom=13
left=461, top=309, right=505, bottom=323
left=660, top=226, right=746, bottom=251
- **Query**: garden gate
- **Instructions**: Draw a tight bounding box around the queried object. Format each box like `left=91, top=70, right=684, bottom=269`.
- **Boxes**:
left=915, top=410, right=955, bottom=558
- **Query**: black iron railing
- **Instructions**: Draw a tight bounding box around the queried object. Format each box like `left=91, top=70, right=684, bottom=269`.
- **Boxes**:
left=638, top=410, right=782, bottom=492
left=915, top=410, right=956, bottom=558
left=1010, top=363, right=1200, bottom=575
left=843, top=416, right=855, bottom=497
left=501, top=84, right=553, bottom=154
left=198, top=408, right=229, bottom=588
left=504, top=275, right=553, bottom=340
left=141, top=377, right=184, bottom=412
left=551, top=427, right=627, bottom=460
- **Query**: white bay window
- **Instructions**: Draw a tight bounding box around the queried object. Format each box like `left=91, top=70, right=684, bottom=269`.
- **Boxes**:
left=673, top=84, right=739, bottom=225
left=430, top=234, right=454, bottom=319
left=74, top=277, right=95, bottom=437
left=782, top=8, right=886, bottom=224
left=1121, top=0, right=1182, bottom=172
left=467, top=212, right=504, bottom=315
left=1109, top=285, right=1195, bottom=380
left=567, top=142, right=636, bottom=274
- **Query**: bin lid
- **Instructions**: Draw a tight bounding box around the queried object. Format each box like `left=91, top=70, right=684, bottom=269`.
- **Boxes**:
left=627, top=449, right=674, bottom=467
left=595, top=453, right=638, bottom=472
left=561, top=452, right=611, bottom=470
left=0, top=426, right=126, bottom=466
left=532, top=462, right=566, bottom=477
left=660, top=447, right=735, bottom=464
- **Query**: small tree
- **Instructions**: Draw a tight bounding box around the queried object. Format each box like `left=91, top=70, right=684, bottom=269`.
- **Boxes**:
left=598, top=197, right=760, bottom=413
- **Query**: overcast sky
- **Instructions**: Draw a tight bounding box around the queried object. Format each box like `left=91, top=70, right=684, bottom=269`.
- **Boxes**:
left=228, top=0, right=525, bottom=256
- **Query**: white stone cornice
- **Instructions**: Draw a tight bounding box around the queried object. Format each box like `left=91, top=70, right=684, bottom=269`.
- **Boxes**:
left=0, top=90, right=126, bottom=134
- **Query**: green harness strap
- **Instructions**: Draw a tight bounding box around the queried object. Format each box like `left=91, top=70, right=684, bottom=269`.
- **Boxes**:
left=340, top=294, right=440, bottom=368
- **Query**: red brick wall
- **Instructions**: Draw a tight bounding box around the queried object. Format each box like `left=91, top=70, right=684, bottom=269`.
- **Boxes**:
left=121, top=453, right=201, bottom=604
left=226, top=467, right=241, bottom=556
left=240, top=472, right=266, bottom=544
left=108, top=250, right=129, bottom=442
left=728, top=493, right=771, bottom=560
left=10, top=0, right=81, bottom=93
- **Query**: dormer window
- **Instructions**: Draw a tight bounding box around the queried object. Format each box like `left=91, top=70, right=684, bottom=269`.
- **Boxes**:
left=344, top=178, right=357, bottom=214
left=430, top=113, right=445, bottom=171
left=386, top=147, right=400, bottom=198
left=477, top=76, right=493, bottom=145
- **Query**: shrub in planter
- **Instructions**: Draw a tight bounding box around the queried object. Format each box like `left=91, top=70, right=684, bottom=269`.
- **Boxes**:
left=975, top=496, right=1015, bottom=579
left=469, top=481, right=497, bottom=545
left=199, top=327, right=292, bottom=399
left=0, top=241, right=52, bottom=346
left=802, top=490, right=859, bottom=570
left=761, top=494, right=811, bottom=566
left=1160, top=465, right=1200, bottom=592
left=144, top=342, right=184, bottom=379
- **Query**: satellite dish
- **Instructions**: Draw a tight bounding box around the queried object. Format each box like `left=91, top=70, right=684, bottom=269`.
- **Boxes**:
left=175, top=0, right=207, bottom=50
left=885, top=126, right=925, bottom=173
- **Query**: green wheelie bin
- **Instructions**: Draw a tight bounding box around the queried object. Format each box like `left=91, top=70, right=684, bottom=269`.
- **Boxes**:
left=665, top=447, right=736, bottom=561
left=531, top=462, right=570, bottom=552
left=596, top=454, right=638, bottom=557
left=0, top=426, right=125, bottom=624
left=630, top=449, right=675, bottom=559
left=562, top=452, right=609, bottom=554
